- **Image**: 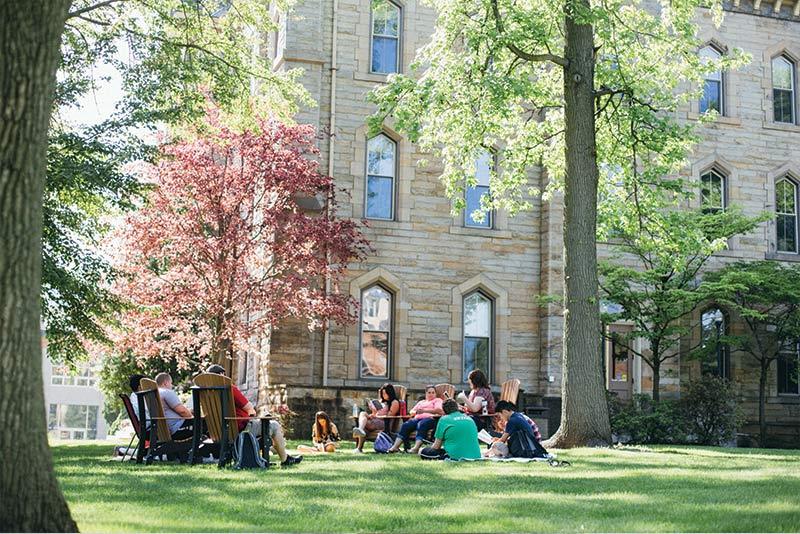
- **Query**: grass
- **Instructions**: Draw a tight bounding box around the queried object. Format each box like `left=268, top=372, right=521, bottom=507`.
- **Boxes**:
left=53, top=440, right=800, bottom=532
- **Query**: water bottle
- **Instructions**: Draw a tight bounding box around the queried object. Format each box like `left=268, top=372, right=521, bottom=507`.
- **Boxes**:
left=352, top=403, right=359, bottom=418
left=481, top=399, right=488, bottom=415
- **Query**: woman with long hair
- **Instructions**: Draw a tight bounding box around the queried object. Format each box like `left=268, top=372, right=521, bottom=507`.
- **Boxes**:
left=353, top=383, right=400, bottom=452
left=298, top=411, right=340, bottom=453
left=458, top=369, right=495, bottom=431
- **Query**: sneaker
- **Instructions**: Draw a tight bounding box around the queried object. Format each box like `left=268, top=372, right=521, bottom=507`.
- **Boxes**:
left=352, top=448, right=364, bottom=454
left=353, top=427, right=366, bottom=437
left=281, top=455, right=303, bottom=466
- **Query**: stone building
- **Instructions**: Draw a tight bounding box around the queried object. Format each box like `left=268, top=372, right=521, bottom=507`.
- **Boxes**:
left=238, top=0, right=800, bottom=446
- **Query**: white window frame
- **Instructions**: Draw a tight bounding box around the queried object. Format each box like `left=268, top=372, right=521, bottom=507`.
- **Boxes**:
left=772, top=55, right=796, bottom=125
left=775, top=177, right=799, bottom=254
left=359, top=284, right=393, bottom=379
left=369, top=0, right=401, bottom=75
left=699, top=45, right=724, bottom=115
left=462, top=290, right=494, bottom=382
left=700, top=169, right=726, bottom=213
left=364, top=134, right=397, bottom=221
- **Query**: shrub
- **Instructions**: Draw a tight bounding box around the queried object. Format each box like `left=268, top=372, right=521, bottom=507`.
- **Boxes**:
left=610, top=394, right=687, bottom=444
left=681, top=375, right=743, bottom=445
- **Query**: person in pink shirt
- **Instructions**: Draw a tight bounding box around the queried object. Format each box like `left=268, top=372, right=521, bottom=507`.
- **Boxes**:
left=387, top=385, right=444, bottom=454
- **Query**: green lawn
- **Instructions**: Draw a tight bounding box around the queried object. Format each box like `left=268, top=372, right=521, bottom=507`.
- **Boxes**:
left=53, top=441, right=800, bottom=532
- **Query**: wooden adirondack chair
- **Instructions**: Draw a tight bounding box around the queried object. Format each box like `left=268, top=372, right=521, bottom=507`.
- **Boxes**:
left=500, top=378, right=521, bottom=405
left=191, top=373, right=270, bottom=468
left=135, top=378, right=193, bottom=464
left=118, top=393, right=145, bottom=462
left=434, top=383, right=455, bottom=401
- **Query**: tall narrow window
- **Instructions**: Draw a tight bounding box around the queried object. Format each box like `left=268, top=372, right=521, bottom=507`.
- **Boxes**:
left=773, top=55, right=795, bottom=124
left=365, top=134, right=396, bottom=220
left=360, top=285, right=392, bottom=378
left=463, top=291, right=492, bottom=381
left=700, top=308, right=730, bottom=379
left=776, top=178, right=798, bottom=253
left=700, top=169, right=725, bottom=213
left=465, top=152, right=493, bottom=228
left=778, top=343, right=799, bottom=395
left=699, top=46, right=723, bottom=114
left=371, top=0, right=400, bottom=74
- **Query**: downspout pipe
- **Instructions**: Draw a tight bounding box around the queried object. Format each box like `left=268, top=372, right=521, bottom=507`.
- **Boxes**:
left=323, top=0, right=339, bottom=387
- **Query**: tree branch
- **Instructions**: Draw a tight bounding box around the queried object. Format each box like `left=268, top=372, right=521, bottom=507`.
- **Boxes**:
left=68, top=0, right=126, bottom=19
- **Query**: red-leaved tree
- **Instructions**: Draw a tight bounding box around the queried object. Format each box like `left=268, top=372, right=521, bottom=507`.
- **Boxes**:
left=113, top=114, right=369, bottom=371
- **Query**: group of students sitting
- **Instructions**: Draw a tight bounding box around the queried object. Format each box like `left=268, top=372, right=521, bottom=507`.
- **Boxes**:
left=350, top=369, right=548, bottom=461
left=127, top=365, right=302, bottom=466
left=128, top=365, right=545, bottom=465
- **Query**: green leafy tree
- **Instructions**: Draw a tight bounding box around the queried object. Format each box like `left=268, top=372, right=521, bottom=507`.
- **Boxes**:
left=599, top=208, right=764, bottom=402
left=45, top=0, right=310, bottom=363
left=703, top=261, right=800, bottom=446
left=1, top=1, right=305, bottom=529
left=369, top=0, right=745, bottom=446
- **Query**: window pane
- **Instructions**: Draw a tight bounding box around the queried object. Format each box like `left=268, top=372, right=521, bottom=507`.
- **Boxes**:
left=362, top=286, right=391, bottom=332
left=475, top=152, right=492, bottom=186
left=778, top=353, right=799, bottom=394
left=701, top=171, right=724, bottom=212
left=88, top=406, right=98, bottom=434
left=52, top=376, right=63, bottom=385
left=777, top=214, right=797, bottom=253
left=361, top=332, right=389, bottom=377
left=367, top=135, right=395, bottom=177
left=773, top=56, right=794, bottom=90
left=464, top=292, right=491, bottom=337
left=463, top=337, right=489, bottom=382
left=776, top=180, right=796, bottom=214
left=466, top=185, right=491, bottom=228
left=372, top=0, right=399, bottom=37
left=371, top=36, right=398, bottom=74
left=64, top=405, right=88, bottom=428
left=611, top=341, right=628, bottom=382
left=700, top=80, right=721, bottom=113
left=366, top=175, right=393, bottom=219
left=774, top=89, right=794, bottom=124
left=48, top=404, right=57, bottom=430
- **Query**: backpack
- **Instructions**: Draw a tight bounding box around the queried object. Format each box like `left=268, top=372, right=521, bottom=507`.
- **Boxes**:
left=233, top=430, right=267, bottom=469
left=508, top=429, right=549, bottom=459
left=373, top=431, right=393, bottom=453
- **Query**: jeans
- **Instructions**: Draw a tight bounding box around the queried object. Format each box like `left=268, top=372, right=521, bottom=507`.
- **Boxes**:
left=398, top=417, right=438, bottom=446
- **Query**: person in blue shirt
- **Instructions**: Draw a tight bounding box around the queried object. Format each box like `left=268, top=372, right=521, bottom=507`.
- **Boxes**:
left=489, top=400, right=548, bottom=458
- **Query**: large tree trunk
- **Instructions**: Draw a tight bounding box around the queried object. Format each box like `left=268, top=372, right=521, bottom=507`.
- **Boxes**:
left=545, top=0, right=611, bottom=448
left=758, top=358, right=769, bottom=447
left=0, top=1, right=77, bottom=531
left=651, top=350, right=661, bottom=403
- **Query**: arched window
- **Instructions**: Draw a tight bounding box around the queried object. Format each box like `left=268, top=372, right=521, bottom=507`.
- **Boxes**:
left=465, top=152, right=493, bottom=228
left=463, top=290, right=493, bottom=381
left=700, top=169, right=726, bottom=213
left=700, top=46, right=724, bottom=114
left=371, top=0, right=400, bottom=74
left=365, top=134, right=396, bottom=220
left=773, top=55, right=796, bottom=124
left=700, top=308, right=730, bottom=379
left=360, top=284, right=392, bottom=378
left=776, top=177, right=798, bottom=253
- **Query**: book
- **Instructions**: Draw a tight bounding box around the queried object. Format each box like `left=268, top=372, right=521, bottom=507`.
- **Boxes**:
left=477, top=428, right=494, bottom=445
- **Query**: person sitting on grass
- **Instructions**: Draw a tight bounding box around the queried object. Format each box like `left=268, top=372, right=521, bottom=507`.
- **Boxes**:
left=419, top=399, right=481, bottom=461
left=353, top=383, right=401, bottom=453
left=387, top=385, right=444, bottom=454
left=486, top=400, right=549, bottom=459
left=206, top=364, right=302, bottom=466
left=299, top=411, right=340, bottom=453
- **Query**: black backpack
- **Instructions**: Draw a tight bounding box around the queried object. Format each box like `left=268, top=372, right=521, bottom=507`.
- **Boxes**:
left=233, top=430, right=267, bottom=469
left=508, top=429, right=549, bottom=459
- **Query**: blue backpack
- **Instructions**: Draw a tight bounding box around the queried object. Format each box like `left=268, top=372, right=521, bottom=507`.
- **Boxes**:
left=234, top=430, right=268, bottom=469
left=373, top=431, right=393, bottom=453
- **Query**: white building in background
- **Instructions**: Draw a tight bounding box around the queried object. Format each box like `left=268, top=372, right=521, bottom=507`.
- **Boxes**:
left=42, top=347, right=107, bottom=440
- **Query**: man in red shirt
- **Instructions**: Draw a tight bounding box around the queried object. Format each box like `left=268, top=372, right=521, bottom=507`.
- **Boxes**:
left=206, top=365, right=301, bottom=466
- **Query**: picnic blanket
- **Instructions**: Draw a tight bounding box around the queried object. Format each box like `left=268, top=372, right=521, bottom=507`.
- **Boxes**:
left=447, top=456, right=571, bottom=467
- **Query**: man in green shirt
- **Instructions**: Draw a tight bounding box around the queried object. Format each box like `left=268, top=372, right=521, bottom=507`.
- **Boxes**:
left=420, top=399, right=482, bottom=460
